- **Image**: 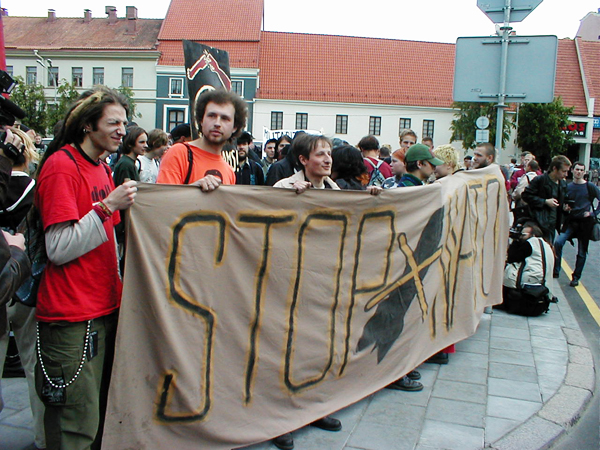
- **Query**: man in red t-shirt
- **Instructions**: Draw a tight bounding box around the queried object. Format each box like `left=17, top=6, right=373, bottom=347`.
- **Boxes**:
left=35, top=86, right=138, bottom=450
left=157, top=89, right=247, bottom=189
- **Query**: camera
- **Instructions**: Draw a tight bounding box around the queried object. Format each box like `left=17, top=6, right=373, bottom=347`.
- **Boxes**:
left=0, top=70, right=26, bottom=128
left=0, top=70, right=27, bottom=165
left=509, top=223, right=524, bottom=240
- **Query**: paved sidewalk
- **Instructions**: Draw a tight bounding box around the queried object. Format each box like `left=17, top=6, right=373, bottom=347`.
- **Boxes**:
left=0, top=283, right=595, bottom=450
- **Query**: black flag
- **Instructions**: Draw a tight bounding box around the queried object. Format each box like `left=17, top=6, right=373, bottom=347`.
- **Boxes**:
left=182, top=40, right=232, bottom=141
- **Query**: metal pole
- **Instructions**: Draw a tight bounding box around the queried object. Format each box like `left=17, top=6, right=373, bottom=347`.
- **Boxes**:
left=495, top=0, right=512, bottom=153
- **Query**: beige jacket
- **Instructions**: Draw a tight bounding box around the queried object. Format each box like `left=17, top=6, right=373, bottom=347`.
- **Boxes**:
left=273, top=170, right=340, bottom=190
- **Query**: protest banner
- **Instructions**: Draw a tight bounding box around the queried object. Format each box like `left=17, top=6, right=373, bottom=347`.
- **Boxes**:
left=102, top=165, right=508, bottom=449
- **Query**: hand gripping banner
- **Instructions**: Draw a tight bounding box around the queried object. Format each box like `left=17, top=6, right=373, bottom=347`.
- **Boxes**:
left=102, top=165, right=509, bottom=449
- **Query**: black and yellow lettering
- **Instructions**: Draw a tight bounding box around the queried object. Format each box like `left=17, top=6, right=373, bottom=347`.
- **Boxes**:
left=237, top=212, right=295, bottom=404
left=156, top=212, right=228, bottom=423
left=339, top=210, right=395, bottom=375
left=284, top=212, right=348, bottom=392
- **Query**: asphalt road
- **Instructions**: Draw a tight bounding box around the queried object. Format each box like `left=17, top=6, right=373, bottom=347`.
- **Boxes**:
left=549, top=240, right=600, bottom=450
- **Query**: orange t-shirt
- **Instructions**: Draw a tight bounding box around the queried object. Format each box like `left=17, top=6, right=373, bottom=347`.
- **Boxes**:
left=156, top=143, right=236, bottom=185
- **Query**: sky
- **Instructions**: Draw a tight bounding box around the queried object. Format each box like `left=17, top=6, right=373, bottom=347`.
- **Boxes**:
left=1, top=0, right=598, bottom=44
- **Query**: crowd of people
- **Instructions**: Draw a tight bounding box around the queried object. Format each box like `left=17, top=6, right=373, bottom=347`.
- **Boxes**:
left=0, top=85, right=598, bottom=450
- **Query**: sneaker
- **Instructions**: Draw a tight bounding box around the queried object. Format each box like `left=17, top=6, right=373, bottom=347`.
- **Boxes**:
left=386, top=375, right=423, bottom=391
left=570, top=278, right=579, bottom=287
left=553, top=273, right=559, bottom=279
left=273, top=433, right=294, bottom=450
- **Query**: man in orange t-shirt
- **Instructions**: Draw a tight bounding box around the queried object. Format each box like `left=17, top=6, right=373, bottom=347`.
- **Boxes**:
left=157, top=89, right=248, bottom=190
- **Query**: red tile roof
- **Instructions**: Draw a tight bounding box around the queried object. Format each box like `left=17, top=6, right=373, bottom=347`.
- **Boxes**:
left=158, top=0, right=263, bottom=41
left=577, top=39, right=600, bottom=116
left=157, top=40, right=260, bottom=67
left=3, top=16, right=161, bottom=51
left=554, top=39, right=588, bottom=116
left=256, top=32, right=456, bottom=108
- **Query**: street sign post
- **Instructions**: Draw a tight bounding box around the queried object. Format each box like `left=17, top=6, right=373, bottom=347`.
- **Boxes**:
left=453, top=0, right=552, bottom=153
left=477, top=0, right=543, bottom=23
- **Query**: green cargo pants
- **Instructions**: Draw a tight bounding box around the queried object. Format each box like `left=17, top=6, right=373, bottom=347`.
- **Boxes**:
left=36, top=312, right=117, bottom=450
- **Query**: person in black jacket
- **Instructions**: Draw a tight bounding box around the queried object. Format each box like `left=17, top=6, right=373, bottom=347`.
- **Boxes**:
left=0, top=129, right=30, bottom=306
left=265, top=143, right=299, bottom=186
left=522, top=155, right=571, bottom=243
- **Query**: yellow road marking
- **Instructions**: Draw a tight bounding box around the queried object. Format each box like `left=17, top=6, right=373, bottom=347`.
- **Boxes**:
left=561, top=259, right=600, bottom=326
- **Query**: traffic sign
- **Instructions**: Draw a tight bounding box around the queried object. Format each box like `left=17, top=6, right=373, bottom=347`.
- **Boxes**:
left=453, top=35, right=558, bottom=103
left=476, top=116, right=490, bottom=129
left=476, top=130, right=490, bottom=143
left=477, top=0, right=543, bottom=23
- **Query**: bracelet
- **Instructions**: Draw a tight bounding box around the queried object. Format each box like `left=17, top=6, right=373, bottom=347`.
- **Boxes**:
left=92, top=204, right=111, bottom=222
left=97, top=201, right=113, bottom=216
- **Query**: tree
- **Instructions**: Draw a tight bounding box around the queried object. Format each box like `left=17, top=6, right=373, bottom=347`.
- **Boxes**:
left=116, top=85, right=142, bottom=122
left=45, top=79, right=80, bottom=135
left=450, top=102, right=514, bottom=151
left=516, top=98, right=575, bottom=169
left=9, top=76, right=48, bottom=135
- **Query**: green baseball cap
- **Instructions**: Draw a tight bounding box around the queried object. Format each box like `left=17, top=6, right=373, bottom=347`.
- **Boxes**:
left=405, top=143, right=444, bottom=166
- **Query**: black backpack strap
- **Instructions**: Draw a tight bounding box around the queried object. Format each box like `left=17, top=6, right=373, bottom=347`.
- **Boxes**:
left=183, top=143, right=194, bottom=185
left=59, top=148, right=82, bottom=176
left=516, top=238, right=546, bottom=288
left=538, top=239, right=547, bottom=286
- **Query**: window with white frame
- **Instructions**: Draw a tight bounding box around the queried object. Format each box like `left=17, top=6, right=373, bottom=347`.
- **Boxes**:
left=170, top=78, right=184, bottom=97
left=72, top=67, right=83, bottom=87
left=422, top=120, right=434, bottom=140
left=6, top=66, right=13, bottom=78
left=399, top=118, right=411, bottom=132
left=336, top=115, right=348, bottom=134
left=296, top=113, right=308, bottom=130
left=369, top=116, right=381, bottom=136
left=231, top=80, right=244, bottom=97
left=26, top=66, right=37, bottom=85
left=167, top=108, right=186, bottom=131
left=93, top=67, right=104, bottom=85
left=271, top=111, right=283, bottom=130
left=121, top=67, right=133, bottom=88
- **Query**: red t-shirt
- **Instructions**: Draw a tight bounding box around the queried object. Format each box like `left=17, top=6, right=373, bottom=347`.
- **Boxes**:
left=157, top=142, right=236, bottom=185
left=35, top=145, right=122, bottom=322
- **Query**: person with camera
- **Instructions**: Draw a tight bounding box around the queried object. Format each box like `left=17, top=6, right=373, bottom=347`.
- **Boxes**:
left=522, top=155, right=571, bottom=243
left=497, top=221, right=555, bottom=316
left=553, top=162, right=600, bottom=286
left=0, top=128, right=32, bottom=416
left=0, top=126, right=47, bottom=450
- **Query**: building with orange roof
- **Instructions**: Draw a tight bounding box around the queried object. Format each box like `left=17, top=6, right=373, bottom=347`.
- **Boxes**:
left=4, top=1, right=599, bottom=165
left=3, top=6, right=161, bottom=131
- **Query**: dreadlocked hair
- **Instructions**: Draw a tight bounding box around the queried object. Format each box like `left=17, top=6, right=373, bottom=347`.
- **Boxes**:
left=37, top=86, right=129, bottom=177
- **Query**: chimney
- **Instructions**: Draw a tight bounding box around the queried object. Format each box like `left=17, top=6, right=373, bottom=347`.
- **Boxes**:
left=83, top=9, right=92, bottom=23
left=47, top=9, right=57, bottom=23
left=126, top=6, right=137, bottom=20
left=106, top=6, right=117, bottom=25
left=126, top=6, right=137, bottom=34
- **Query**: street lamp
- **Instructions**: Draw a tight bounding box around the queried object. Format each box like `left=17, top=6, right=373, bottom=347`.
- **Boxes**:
left=33, top=49, right=58, bottom=103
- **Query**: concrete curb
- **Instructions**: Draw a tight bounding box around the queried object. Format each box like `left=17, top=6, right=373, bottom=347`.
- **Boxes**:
left=488, top=325, right=596, bottom=450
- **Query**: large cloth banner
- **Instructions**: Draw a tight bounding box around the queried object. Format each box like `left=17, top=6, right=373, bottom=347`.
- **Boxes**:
left=102, top=166, right=509, bottom=449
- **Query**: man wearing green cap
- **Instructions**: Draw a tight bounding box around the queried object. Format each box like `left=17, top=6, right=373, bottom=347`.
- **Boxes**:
left=385, top=143, right=445, bottom=392
left=396, top=143, right=444, bottom=187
